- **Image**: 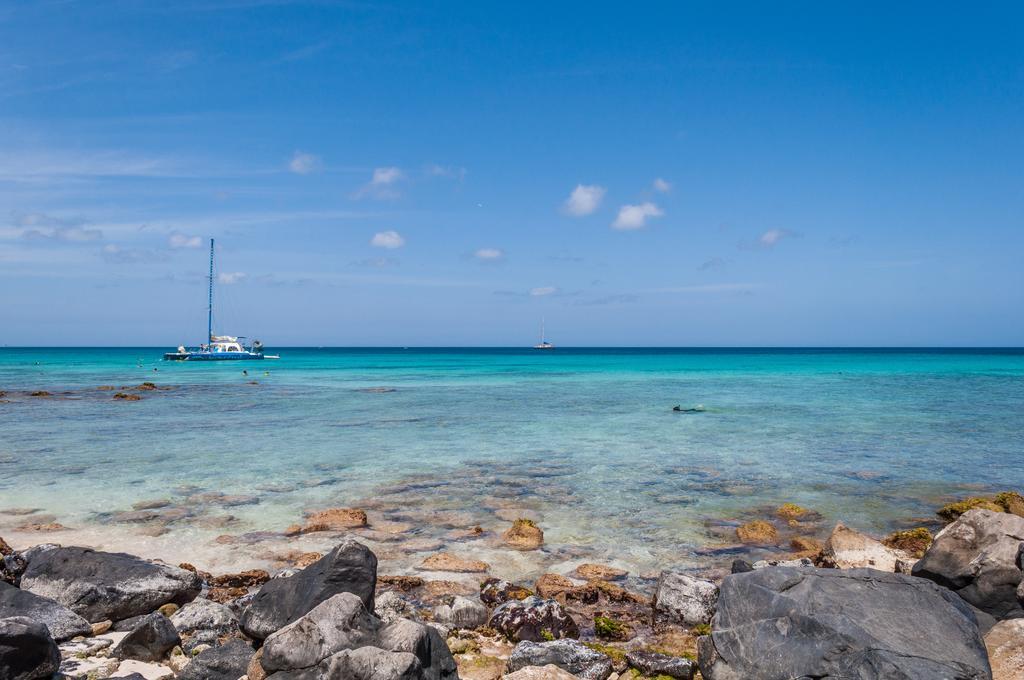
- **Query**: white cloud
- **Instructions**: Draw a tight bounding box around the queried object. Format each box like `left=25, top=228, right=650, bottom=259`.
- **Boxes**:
left=474, top=247, right=504, bottom=260
left=167, top=231, right=203, bottom=249
left=612, top=202, right=663, bottom=230
left=218, top=271, right=247, bottom=284
left=562, top=184, right=606, bottom=216
left=653, top=178, right=672, bottom=193
left=288, top=151, right=320, bottom=174
left=758, top=228, right=793, bottom=248
left=650, top=283, right=760, bottom=294
left=354, top=166, right=404, bottom=199
left=530, top=286, right=557, bottom=297
left=371, top=230, right=405, bottom=249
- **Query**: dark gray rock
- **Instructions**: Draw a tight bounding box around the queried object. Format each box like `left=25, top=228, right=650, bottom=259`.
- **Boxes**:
left=177, top=639, right=254, bottom=680
left=170, top=596, right=240, bottom=653
left=506, top=639, right=613, bottom=680
left=1, top=553, right=27, bottom=587
left=239, top=538, right=377, bottom=640
left=0, top=616, right=60, bottom=680
left=0, top=581, right=91, bottom=641
left=626, top=650, right=697, bottom=680
left=110, top=614, right=148, bottom=632
left=19, top=546, right=201, bottom=622
left=729, top=559, right=753, bottom=574
left=267, top=646, right=422, bottom=680
left=489, top=596, right=579, bottom=642
left=913, top=508, right=1024, bottom=621
left=480, top=578, right=532, bottom=606
left=260, top=593, right=456, bottom=680
left=108, top=675, right=147, bottom=680
left=111, top=612, right=181, bottom=661
left=654, top=571, right=719, bottom=626
left=698, top=566, right=992, bottom=680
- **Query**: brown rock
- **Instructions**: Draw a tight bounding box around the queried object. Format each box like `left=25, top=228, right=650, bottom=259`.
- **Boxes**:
left=0, top=537, right=12, bottom=556
left=819, top=523, right=910, bottom=571
left=535, top=573, right=575, bottom=599
left=378, top=574, right=426, bottom=591
left=736, top=520, right=778, bottom=543
left=776, top=503, right=810, bottom=520
left=420, top=552, right=490, bottom=573
left=503, top=519, right=544, bottom=550
left=248, top=646, right=267, bottom=680
left=882, top=528, right=933, bottom=558
left=283, top=524, right=302, bottom=536
left=18, top=522, right=66, bottom=532
left=985, top=619, right=1024, bottom=680
left=424, top=580, right=478, bottom=599
left=573, top=563, right=627, bottom=581
left=158, top=602, right=179, bottom=616
left=210, top=569, right=270, bottom=588
left=207, top=586, right=249, bottom=603
left=301, top=507, right=368, bottom=532
left=113, top=392, right=142, bottom=401
left=91, top=620, right=112, bottom=636
left=790, top=536, right=823, bottom=554
left=132, top=498, right=171, bottom=510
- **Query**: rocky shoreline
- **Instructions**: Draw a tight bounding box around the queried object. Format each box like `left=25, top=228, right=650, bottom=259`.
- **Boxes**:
left=2, top=490, right=1023, bottom=680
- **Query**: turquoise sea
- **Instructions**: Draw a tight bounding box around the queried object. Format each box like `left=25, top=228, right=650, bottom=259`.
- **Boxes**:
left=1, top=348, right=1023, bottom=575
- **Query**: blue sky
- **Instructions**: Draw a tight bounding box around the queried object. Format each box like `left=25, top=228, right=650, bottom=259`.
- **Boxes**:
left=1, top=1, right=1021, bottom=346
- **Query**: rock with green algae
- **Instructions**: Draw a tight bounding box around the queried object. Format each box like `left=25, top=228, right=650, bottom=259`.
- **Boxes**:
left=882, top=528, right=933, bottom=558
left=775, top=503, right=809, bottom=520
left=937, top=491, right=1024, bottom=522
left=503, top=518, right=544, bottom=550
left=735, top=520, right=778, bottom=544
left=593, top=615, right=631, bottom=641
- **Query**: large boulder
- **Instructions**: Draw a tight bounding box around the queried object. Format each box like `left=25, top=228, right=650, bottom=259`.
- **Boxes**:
left=0, top=581, right=91, bottom=641
left=698, top=566, right=991, bottom=680
left=240, top=539, right=377, bottom=640
left=19, top=546, right=201, bottom=622
left=506, top=639, right=613, bottom=680
left=489, top=596, right=579, bottom=642
left=0, top=616, right=60, bottom=680
left=654, top=571, right=718, bottom=626
left=913, top=508, right=1024, bottom=621
left=626, top=650, right=696, bottom=680
left=169, top=597, right=238, bottom=652
left=111, top=612, right=181, bottom=661
left=818, top=523, right=912, bottom=572
left=177, top=639, right=254, bottom=680
left=260, top=593, right=457, bottom=680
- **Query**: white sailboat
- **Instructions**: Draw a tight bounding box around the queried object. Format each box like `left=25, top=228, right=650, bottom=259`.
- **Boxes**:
left=533, top=318, right=554, bottom=350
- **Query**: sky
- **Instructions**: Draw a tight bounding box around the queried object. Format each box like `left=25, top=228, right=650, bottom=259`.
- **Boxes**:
left=1, top=1, right=1022, bottom=346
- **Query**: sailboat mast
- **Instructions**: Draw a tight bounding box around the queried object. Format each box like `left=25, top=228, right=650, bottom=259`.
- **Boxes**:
left=541, top=317, right=545, bottom=343
left=207, top=238, right=214, bottom=343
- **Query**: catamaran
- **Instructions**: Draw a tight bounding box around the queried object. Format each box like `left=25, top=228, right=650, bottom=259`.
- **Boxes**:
left=164, top=239, right=276, bottom=361
left=533, top=318, right=555, bottom=350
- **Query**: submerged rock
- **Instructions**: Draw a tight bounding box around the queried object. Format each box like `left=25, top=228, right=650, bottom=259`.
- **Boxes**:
left=913, top=508, right=1024, bottom=621
left=419, top=552, right=489, bottom=573
left=698, top=566, right=991, bottom=680
left=301, top=507, right=368, bottom=533
left=882, top=527, right=933, bottom=558
left=489, top=596, right=579, bottom=642
left=734, top=520, right=777, bottom=544
left=506, top=639, right=613, bottom=680
left=654, top=571, right=718, bottom=626
left=503, top=519, right=544, bottom=550
left=240, top=538, right=377, bottom=640
left=572, top=564, right=627, bottom=581
left=19, top=546, right=201, bottom=622
left=534, top=574, right=574, bottom=599
left=0, top=581, right=91, bottom=641
left=0, top=616, right=60, bottom=680
left=481, top=578, right=533, bottom=606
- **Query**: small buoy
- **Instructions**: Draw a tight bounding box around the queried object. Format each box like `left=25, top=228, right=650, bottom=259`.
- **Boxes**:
left=243, top=370, right=248, bottom=376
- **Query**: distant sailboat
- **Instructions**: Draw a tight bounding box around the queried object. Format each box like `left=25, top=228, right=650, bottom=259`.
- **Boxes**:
left=533, top=318, right=555, bottom=350
left=164, top=239, right=276, bottom=361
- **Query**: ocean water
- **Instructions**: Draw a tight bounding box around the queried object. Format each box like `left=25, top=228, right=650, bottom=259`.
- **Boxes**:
left=1, top=347, right=1023, bottom=576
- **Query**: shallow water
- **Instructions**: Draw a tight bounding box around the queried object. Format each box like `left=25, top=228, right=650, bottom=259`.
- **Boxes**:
left=1, top=347, right=1022, bottom=576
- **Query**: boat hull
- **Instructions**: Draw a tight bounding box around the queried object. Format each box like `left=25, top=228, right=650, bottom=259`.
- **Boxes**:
left=163, top=352, right=264, bottom=361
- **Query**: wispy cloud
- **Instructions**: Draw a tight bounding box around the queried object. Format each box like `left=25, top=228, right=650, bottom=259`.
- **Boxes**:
left=218, top=271, right=247, bottom=284
left=530, top=286, right=557, bottom=297
left=0, top=150, right=180, bottom=181
left=100, top=244, right=167, bottom=264
left=354, top=167, right=403, bottom=199
left=425, top=164, right=466, bottom=181
left=474, top=247, right=504, bottom=261
left=6, top=212, right=103, bottom=243
left=699, top=257, right=727, bottom=271
left=653, top=177, right=672, bottom=193
left=575, top=293, right=638, bottom=306
left=370, top=230, right=405, bottom=249
left=288, top=150, right=321, bottom=175
left=612, top=202, right=663, bottom=230
left=742, top=228, right=799, bottom=250
left=562, top=184, right=605, bottom=216
left=650, top=283, right=760, bottom=294
left=167, top=231, right=203, bottom=249
left=350, top=256, right=399, bottom=268
left=274, top=40, right=332, bottom=64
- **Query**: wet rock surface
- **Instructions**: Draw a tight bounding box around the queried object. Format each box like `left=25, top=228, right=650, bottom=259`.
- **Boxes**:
left=489, top=596, right=579, bottom=642
left=111, top=613, right=181, bottom=661
left=698, top=566, right=992, bottom=680
left=19, top=546, right=201, bottom=622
